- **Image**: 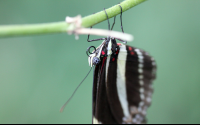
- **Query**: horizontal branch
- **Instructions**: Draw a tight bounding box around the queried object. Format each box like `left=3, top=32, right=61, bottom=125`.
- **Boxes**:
left=0, top=0, right=147, bottom=38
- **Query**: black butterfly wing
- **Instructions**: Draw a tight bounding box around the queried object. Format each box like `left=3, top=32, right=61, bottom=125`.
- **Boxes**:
left=92, top=49, right=120, bottom=124
left=92, top=44, right=156, bottom=124
left=122, top=45, right=156, bottom=124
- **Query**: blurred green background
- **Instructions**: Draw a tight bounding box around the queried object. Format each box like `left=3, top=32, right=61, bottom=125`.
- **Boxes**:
left=0, top=0, right=200, bottom=124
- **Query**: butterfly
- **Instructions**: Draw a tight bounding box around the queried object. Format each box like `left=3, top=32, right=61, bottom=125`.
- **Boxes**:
left=86, top=5, right=157, bottom=124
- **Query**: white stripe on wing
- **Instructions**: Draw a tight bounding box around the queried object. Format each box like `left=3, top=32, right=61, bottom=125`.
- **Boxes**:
left=116, top=44, right=130, bottom=120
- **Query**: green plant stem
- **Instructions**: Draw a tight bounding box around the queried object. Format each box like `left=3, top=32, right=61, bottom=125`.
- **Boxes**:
left=0, top=0, right=147, bottom=38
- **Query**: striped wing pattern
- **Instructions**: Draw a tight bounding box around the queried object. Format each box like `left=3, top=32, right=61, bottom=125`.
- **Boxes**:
left=92, top=43, right=156, bottom=124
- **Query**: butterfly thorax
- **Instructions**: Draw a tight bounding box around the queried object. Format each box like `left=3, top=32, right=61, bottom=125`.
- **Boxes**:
left=88, top=38, right=120, bottom=67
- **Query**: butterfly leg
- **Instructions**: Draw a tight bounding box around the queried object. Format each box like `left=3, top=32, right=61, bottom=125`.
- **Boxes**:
left=116, top=5, right=127, bottom=44
left=119, top=5, right=125, bottom=34
left=111, top=16, right=116, bottom=31
left=87, top=26, right=106, bottom=42
left=87, top=8, right=112, bottom=42
left=103, top=8, right=111, bottom=31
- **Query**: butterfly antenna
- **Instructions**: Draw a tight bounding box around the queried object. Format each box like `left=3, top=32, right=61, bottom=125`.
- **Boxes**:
left=60, top=67, right=92, bottom=112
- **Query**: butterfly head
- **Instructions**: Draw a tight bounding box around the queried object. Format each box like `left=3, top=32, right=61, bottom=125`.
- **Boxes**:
left=87, top=40, right=107, bottom=67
